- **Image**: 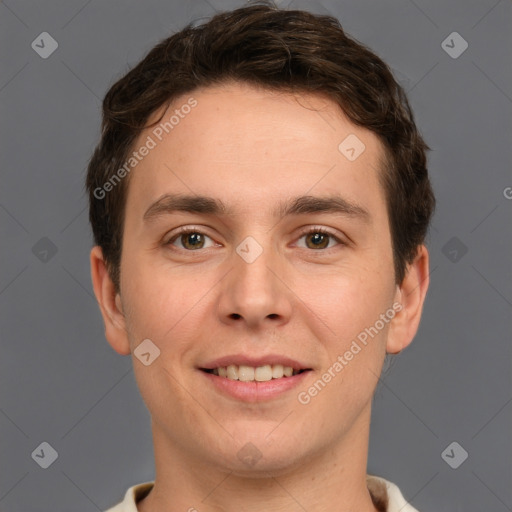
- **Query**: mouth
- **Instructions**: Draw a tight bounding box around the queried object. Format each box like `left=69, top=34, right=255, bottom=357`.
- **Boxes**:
left=200, top=364, right=311, bottom=382
left=197, top=355, right=313, bottom=401
left=199, top=363, right=312, bottom=402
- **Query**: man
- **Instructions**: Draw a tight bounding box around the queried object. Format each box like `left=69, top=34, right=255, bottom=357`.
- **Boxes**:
left=87, top=2, right=435, bottom=511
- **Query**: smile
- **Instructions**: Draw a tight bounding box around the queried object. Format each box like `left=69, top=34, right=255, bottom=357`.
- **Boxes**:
left=201, top=364, right=308, bottom=382
left=199, top=367, right=312, bottom=402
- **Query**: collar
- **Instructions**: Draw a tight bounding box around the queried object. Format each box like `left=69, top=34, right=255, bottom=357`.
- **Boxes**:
left=106, top=475, right=420, bottom=512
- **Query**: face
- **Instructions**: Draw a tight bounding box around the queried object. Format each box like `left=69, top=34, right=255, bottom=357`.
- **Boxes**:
left=93, top=81, right=425, bottom=475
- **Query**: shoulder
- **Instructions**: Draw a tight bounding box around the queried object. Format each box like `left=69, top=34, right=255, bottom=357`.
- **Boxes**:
left=104, top=481, right=155, bottom=512
left=367, top=474, right=421, bottom=512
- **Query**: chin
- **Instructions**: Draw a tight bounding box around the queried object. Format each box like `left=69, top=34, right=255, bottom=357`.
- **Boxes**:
left=211, top=432, right=310, bottom=477
left=226, top=450, right=307, bottom=478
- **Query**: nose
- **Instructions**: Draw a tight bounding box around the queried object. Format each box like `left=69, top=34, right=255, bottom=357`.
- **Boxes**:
left=216, top=237, right=293, bottom=330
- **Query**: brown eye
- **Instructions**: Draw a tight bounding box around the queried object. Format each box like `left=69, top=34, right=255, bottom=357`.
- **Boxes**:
left=297, top=227, right=343, bottom=250
left=166, top=229, right=215, bottom=251
left=305, top=231, right=330, bottom=249
left=180, top=232, right=205, bottom=250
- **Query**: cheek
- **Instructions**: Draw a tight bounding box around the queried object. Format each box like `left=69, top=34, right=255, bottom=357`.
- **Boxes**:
left=296, top=265, right=394, bottom=406
left=301, top=264, right=394, bottom=335
left=120, top=259, right=215, bottom=363
left=120, top=252, right=180, bottom=330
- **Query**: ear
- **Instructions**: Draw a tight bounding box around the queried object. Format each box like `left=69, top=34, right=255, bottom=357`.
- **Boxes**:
left=90, top=245, right=131, bottom=356
left=386, top=245, right=430, bottom=354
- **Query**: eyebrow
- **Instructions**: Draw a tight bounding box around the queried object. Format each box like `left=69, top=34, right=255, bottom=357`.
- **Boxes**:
left=143, top=193, right=371, bottom=224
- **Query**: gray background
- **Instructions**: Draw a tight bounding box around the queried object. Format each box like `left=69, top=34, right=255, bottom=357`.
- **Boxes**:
left=1, top=0, right=511, bottom=511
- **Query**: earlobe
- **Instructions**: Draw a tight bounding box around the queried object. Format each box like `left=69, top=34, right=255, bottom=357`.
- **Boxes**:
left=90, top=246, right=131, bottom=356
left=386, top=245, right=430, bottom=355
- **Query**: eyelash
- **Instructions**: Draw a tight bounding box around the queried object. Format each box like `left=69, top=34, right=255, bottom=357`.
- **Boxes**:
left=164, top=226, right=345, bottom=251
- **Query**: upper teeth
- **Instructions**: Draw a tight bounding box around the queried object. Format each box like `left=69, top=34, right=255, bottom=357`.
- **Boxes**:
left=211, top=364, right=300, bottom=381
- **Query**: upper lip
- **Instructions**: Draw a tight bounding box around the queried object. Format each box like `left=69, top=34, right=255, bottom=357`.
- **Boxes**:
left=199, top=354, right=312, bottom=370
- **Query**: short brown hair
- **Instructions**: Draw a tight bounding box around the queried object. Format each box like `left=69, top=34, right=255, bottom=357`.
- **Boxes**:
left=86, top=1, right=435, bottom=292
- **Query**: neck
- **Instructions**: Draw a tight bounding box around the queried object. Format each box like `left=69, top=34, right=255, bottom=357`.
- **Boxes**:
left=138, top=404, right=379, bottom=512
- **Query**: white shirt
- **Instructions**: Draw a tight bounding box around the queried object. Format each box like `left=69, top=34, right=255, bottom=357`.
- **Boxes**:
left=104, top=475, right=420, bottom=511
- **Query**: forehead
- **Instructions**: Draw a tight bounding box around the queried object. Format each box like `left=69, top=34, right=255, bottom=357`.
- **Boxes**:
left=125, top=81, right=387, bottom=218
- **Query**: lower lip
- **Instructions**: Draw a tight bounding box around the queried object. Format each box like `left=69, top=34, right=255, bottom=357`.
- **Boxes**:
left=199, top=370, right=311, bottom=402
